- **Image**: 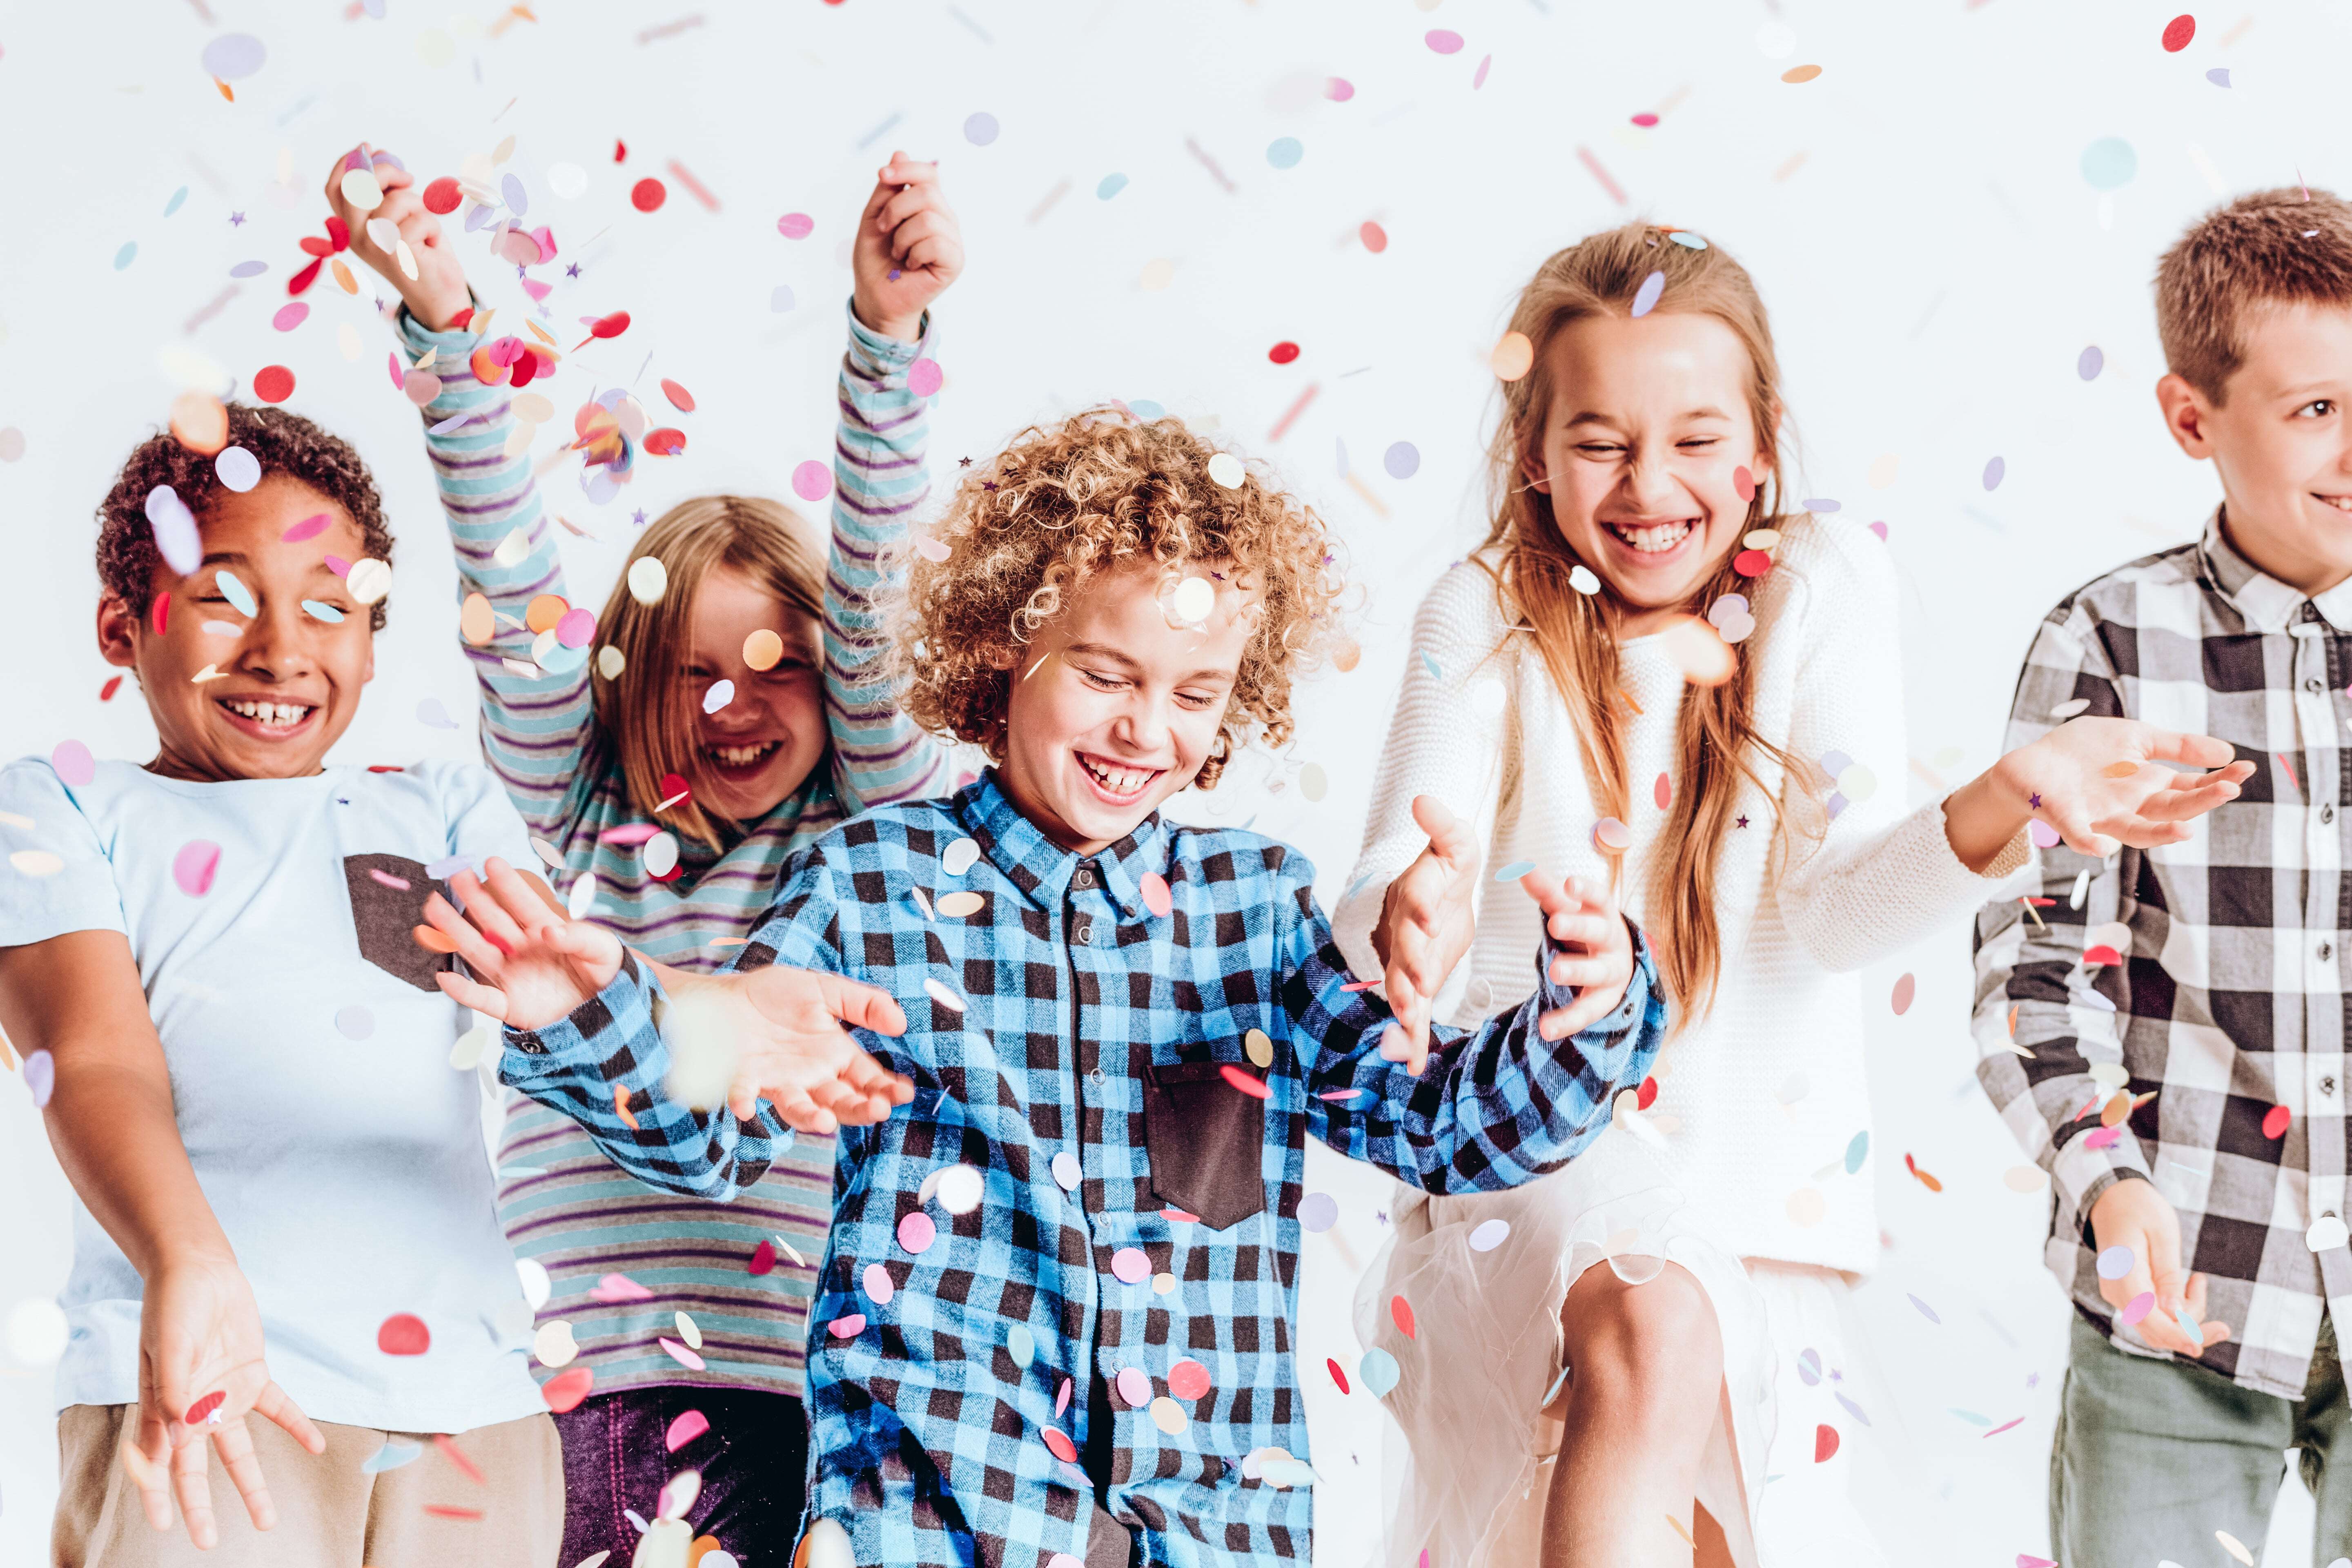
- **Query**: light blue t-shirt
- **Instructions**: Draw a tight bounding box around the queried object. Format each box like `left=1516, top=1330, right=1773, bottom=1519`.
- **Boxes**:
left=0, top=757, right=547, bottom=1434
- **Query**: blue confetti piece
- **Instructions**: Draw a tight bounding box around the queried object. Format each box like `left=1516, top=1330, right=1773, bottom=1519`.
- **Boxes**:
left=164, top=185, right=189, bottom=218
left=2078, top=345, right=2104, bottom=381
left=2175, top=1305, right=2202, bottom=1346
left=1494, top=860, right=1537, bottom=882
left=1359, top=1347, right=1401, bottom=1397
left=1844, top=1129, right=1870, bottom=1174
left=497, top=1164, right=546, bottom=1178
left=1668, top=231, right=1708, bottom=249
left=1541, top=1363, right=1571, bottom=1406
left=1421, top=652, right=1442, bottom=680
left=501, top=172, right=528, bottom=216
left=1835, top=1391, right=1873, bottom=1425
left=114, top=241, right=138, bottom=271
left=360, top=1439, right=423, bottom=1473
left=1267, top=136, right=1304, bottom=169
left=1907, top=1292, right=1940, bottom=1324
left=1128, top=399, right=1165, bottom=421
left=216, top=570, right=257, bottom=618
left=1097, top=172, right=1129, bottom=200
left=426, top=853, right=478, bottom=879
left=1630, top=269, right=1665, bottom=317
left=1948, top=1407, right=1991, bottom=1426
left=1007, top=1323, right=1035, bottom=1369
left=2079, top=136, right=2138, bottom=192
left=301, top=599, right=345, bottom=623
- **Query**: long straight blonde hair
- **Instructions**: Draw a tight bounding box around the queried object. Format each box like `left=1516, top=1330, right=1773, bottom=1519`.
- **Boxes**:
left=589, top=495, right=825, bottom=848
left=1483, top=223, right=1817, bottom=1027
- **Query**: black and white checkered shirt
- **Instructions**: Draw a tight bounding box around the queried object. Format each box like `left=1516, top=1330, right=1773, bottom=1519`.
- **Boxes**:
left=1974, top=511, right=2352, bottom=1399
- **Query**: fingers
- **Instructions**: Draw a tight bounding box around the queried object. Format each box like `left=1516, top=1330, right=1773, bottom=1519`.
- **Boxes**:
left=249, top=1382, right=325, bottom=1456
left=480, top=857, right=560, bottom=938
left=2139, top=730, right=2243, bottom=769
left=1408, top=795, right=1481, bottom=874
left=170, top=1427, right=220, bottom=1550
left=885, top=209, right=951, bottom=265
left=876, top=180, right=948, bottom=234
left=814, top=972, right=910, bottom=1037
left=1377, top=1022, right=1430, bottom=1078
left=121, top=1423, right=175, bottom=1532
left=433, top=969, right=510, bottom=1019
left=210, top=1417, right=278, bottom=1532
left=421, top=889, right=510, bottom=973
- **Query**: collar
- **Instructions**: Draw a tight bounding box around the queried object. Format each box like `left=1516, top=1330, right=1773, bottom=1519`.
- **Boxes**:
left=2199, top=506, right=2352, bottom=633
left=957, top=770, right=1164, bottom=920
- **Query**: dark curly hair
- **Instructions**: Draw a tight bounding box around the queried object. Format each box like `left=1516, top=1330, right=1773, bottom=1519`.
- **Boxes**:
left=96, top=403, right=396, bottom=631
left=886, top=409, right=1346, bottom=789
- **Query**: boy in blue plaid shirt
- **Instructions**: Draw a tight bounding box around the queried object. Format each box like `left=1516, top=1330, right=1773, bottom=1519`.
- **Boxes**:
left=423, top=412, right=1667, bottom=1568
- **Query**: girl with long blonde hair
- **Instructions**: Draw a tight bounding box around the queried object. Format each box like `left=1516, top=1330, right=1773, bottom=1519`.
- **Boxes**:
left=1336, top=223, right=2249, bottom=1563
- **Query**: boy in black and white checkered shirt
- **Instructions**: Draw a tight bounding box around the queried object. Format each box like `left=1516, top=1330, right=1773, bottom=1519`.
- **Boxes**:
left=1976, top=188, right=2352, bottom=1560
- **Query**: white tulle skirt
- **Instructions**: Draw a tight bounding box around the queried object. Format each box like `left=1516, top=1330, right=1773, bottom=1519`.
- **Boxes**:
left=1350, top=1129, right=1889, bottom=1567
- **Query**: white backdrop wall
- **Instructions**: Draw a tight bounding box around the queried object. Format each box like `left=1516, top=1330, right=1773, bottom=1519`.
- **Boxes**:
left=6, top=0, right=2351, bottom=1561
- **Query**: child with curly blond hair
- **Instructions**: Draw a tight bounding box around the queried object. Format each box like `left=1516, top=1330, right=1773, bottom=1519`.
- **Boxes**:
left=420, top=409, right=1669, bottom=1567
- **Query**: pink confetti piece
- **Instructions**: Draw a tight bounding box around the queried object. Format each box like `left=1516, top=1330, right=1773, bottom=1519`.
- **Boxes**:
left=776, top=212, right=814, bottom=239
left=791, top=459, right=833, bottom=502
left=1139, top=872, right=1173, bottom=917
left=368, top=868, right=412, bottom=891
left=1056, top=1376, right=1072, bottom=1417
left=589, top=1272, right=655, bottom=1303
left=1341, top=980, right=1380, bottom=992
left=664, top=1409, right=709, bottom=1451
left=281, top=513, right=330, bottom=543
left=827, top=1314, right=866, bottom=1338
left=909, top=358, right=943, bottom=398
left=598, top=822, right=662, bottom=846
left=172, top=840, right=221, bottom=897
left=50, top=739, right=95, bottom=788
left=898, top=1210, right=937, bottom=1255
left=1425, top=28, right=1463, bottom=53
left=1983, top=1416, right=2024, bottom=1437
left=1472, top=53, right=1492, bottom=89
left=272, top=302, right=309, bottom=332
left=658, top=1336, right=706, bottom=1371
left=1111, top=1247, right=1150, bottom=1284
left=1316, top=1088, right=1365, bottom=1102
left=2118, top=1290, right=2156, bottom=1327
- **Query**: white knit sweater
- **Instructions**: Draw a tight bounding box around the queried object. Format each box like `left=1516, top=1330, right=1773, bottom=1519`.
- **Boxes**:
left=1334, top=514, right=2031, bottom=1272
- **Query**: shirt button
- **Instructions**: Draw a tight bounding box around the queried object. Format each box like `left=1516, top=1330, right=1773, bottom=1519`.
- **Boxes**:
left=2324, top=942, right=2336, bottom=962
left=1073, top=867, right=1095, bottom=889
left=1089, top=1067, right=1106, bottom=1086
left=2327, top=804, right=2339, bottom=824
left=2324, top=1076, right=2338, bottom=1096
left=2310, top=678, right=2327, bottom=695
left=1074, top=920, right=1094, bottom=945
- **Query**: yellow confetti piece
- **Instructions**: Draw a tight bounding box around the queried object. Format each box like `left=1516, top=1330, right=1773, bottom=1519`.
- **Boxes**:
left=1665, top=1513, right=1695, bottom=1547
left=1782, top=63, right=1822, bottom=83
left=1245, top=1028, right=1274, bottom=1069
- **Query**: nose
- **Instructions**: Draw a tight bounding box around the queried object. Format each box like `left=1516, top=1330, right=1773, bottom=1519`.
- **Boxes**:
left=1109, top=687, right=1176, bottom=760
left=237, top=594, right=318, bottom=683
left=1622, top=446, right=1684, bottom=512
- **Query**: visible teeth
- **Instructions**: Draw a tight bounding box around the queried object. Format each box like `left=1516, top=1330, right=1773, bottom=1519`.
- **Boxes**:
left=708, top=742, right=778, bottom=767
left=224, top=699, right=311, bottom=727
left=1606, top=519, right=1695, bottom=554
left=1081, top=755, right=1152, bottom=793
left=2321, top=496, right=2352, bottom=512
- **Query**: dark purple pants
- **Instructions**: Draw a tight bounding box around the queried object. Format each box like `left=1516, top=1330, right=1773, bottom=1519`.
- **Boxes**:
left=555, top=1385, right=808, bottom=1564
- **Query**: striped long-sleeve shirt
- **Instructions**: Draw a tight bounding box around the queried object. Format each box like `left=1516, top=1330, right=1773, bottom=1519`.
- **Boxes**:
left=399, top=299, right=953, bottom=1401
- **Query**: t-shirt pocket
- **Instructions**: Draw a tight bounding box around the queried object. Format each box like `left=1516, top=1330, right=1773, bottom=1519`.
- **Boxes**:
left=341, top=854, right=453, bottom=993
left=1141, top=1058, right=1267, bottom=1231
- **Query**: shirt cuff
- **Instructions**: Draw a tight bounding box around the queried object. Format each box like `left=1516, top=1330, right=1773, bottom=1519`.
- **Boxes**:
left=2051, top=1119, right=2155, bottom=1228
left=396, top=297, right=483, bottom=360
left=844, top=296, right=931, bottom=378
left=501, top=951, right=658, bottom=1079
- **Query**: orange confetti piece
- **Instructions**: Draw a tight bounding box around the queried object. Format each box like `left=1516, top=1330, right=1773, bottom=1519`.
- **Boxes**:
left=2102, top=761, right=2140, bottom=779
left=1903, top=1153, right=1944, bottom=1192
left=615, top=1083, right=639, bottom=1131
left=413, top=924, right=459, bottom=954
left=214, top=77, right=234, bottom=101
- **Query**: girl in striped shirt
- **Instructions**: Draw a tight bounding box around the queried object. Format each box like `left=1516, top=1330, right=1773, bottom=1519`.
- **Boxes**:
left=329, top=142, right=962, bottom=1561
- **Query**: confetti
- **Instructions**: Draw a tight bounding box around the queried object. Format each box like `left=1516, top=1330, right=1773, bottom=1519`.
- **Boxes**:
left=2118, top=1290, right=2156, bottom=1326
left=1358, top=1347, right=1400, bottom=1396
left=22, top=1049, right=55, bottom=1107
left=1781, top=64, right=1823, bottom=83
left=1813, top=1423, right=1838, bottom=1461
left=51, top=739, right=96, bottom=787
left=1490, top=330, right=1534, bottom=381
left=1168, top=1358, right=1211, bottom=1399
left=1207, top=452, right=1247, bottom=489
left=1298, top=1192, right=1337, bottom=1232
left=941, top=837, right=981, bottom=875
left=2080, top=137, right=2138, bottom=191
left=376, top=1313, right=430, bottom=1355
left=1098, top=173, right=1129, bottom=200
left=1891, top=973, right=1915, bottom=1015
left=1629, top=270, right=1666, bottom=317
left=1469, top=1218, right=1510, bottom=1252
left=632, top=178, right=668, bottom=212
left=2096, top=1245, right=2135, bottom=1280
left=702, top=679, right=735, bottom=714
left=627, top=556, right=668, bottom=604
left=827, top=1315, right=866, bottom=1339
left=172, top=840, right=221, bottom=897
left=937, top=890, right=984, bottom=918
left=1326, top=1359, right=1350, bottom=1394
left=1390, top=1294, right=1417, bottom=1339
left=792, top=460, right=833, bottom=502
left=542, top=1367, right=595, bottom=1412
left=1266, top=137, right=1303, bottom=169
left=2161, top=13, right=2196, bottom=51
left=659, top=1337, right=706, bottom=1371
left=1383, top=442, right=1420, bottom=480
left=2264, top=1103, right=2292, bottom=1139
left=898, top=1210, right=938, bottom=1254
left=862, top=1263, right=894, bottom=1305
left=1220, top=1063, right=1270, bottom=1099
left=1111, top=1247, right=1151, bottom=1284
left=590, top=1272, right=655, bottom=1303
left=1425, top=29, right=1463, bottom=53
left=1139, top=871, right=1173, bottom=917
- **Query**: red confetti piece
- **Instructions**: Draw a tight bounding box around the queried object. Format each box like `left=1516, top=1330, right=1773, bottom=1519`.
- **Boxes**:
left=432, top=1433, right=484, bottom=1484
left=1340, top=980, right=1379, bottom=992
left=1220, top=1063, right=1270, bottom=1099
left=288, top=258, right=323, bottom=296
left=2276, top=752, right=2302, bottom=796
left=613, top=139, right=628, bottom=163
left=1160, top=1207, right=1200, bottom=1223
left=1653, top=771, right=1671, bottom=810
left=1326, top=1358, right=1350, bottom=1394
left=542, top=1366, right=595, bottom=1412
left=299, top=236, right=331, bottom=259
left=749, top=1240, right=777, bottom=1276
left=422, top=177, right=462, bottom=215
left=1733, top=465, right=1756, bottom=503
left=631, top=178, right=668, bottom=213
left=1268, top=341, right=1301, bottom=365
left=1903, top=1152, right=1944, bottom=1192
left=1359, top=220, right=1388, bottom=253
left=253, top=365, right=295, bottom=403
left=151, top=592, right=169, bottom=635
left=376, top=1312, right=430, bottom=1356
left=660, top=378, right=697, bottom=412
left=324, top=216, right=350, bottom=254
left=2162, top=13, right=2196, bottom=51
left=1168, top=1359, right=1211, bottom=1400
left=1390, top=1293, right=1416, bottom=1339
left=422, top=1506, right=483, bottom=1521
left=2263, top=1103, right=2292, bottom=1139
left=1042, top=1427, right=1077, bottom=1463
left=1139, top=871, right=1172, bottom=918
left=1733, top=548, right=1774, bottom=578
left=183, top=1390, right=225, bottom=1425
left=643, top=428, right=687, bottom=457
left=1636, top=1075, right=1658, bottom=1111
left=572, top=310, right=632, bottom=352
left=1814, top=1423, right=1839, bottom=1462
left=666, top=158, right=721, bottom=211
left=100, top=674, right=123, bottom=701
left=1631, top=111, right=1659, bottom=127
left=2084, top=944, right=2123, bottom=967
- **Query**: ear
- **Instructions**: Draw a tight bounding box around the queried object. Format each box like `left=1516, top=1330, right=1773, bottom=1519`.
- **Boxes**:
left=2155, top=373, right=2217, bottom=460
left=96, top=594, right=142, bottom=670
left=1521, top=445, right=1552, bottom=498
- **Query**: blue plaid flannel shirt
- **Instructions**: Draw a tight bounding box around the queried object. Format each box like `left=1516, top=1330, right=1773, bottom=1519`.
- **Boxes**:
left=503, top=773, right=1664, bottom=1568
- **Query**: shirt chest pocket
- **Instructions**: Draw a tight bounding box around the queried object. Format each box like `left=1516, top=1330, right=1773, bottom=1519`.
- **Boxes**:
left=342, top=854, right=454, bottom=993
left=1140, top=1058, right=1267, bottom=1232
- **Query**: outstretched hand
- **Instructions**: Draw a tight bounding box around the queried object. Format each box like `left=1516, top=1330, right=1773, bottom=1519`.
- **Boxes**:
left=1999, top=716, right=2254, bottom=858
left=420, top=857, right=619, bottom=1031
left=126, top=1253, right=325, bottom=1549
left=851, top=151, right=964, bottom=342
left=322, top=141, right=471, bottom=332
left=1370, top=795, right=1482, bottom=1076
left=2088, top=1178, right=2230, bottom=1356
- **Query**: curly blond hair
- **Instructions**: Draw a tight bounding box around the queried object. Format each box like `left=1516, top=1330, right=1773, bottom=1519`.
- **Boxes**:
left=887, top=409, right=1346, bottom=788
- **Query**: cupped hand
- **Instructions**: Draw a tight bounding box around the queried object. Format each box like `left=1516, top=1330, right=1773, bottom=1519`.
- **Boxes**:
left=2000, top=716, right=2254, bottom=858
left=1370, top=795, right=1481, bottom=1076
left=851, top=152, right=964, bottom=342
left=419, top=857, right=621, bottom=1030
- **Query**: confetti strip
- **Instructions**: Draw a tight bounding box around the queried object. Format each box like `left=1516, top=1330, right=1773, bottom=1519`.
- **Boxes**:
left=1027, top=178, right=1072, bottom=225
left=666, top=158, right=721, bottom=211
left=1575, top=145, right=1627, bottom=206
left=1345, top=472, right=1392, bottom=518
left=1267, top=382, right=1320, bottom=442
left=1185, top=136, right=1237, bottom=193
left=855, top=111, right=905, bottom=151
left=1772, top=151, right=1810, bottom=183
left=182, top=285, right=240, bottom=334
left=636, top=13, right=704, bottom=42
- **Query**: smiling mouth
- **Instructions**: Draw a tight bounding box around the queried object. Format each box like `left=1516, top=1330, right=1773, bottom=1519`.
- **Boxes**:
left=1604, top=519, right=1697, bottom=554
left=216, top=697, right=317, bottom=735
left=705, top=740, right=781, bottom=773
left=1078, top=751, right=1162, bottom=801
left=2318, top=495, right=2352, bottom=513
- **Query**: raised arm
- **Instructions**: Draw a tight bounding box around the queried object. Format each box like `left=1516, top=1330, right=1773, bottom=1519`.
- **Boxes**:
left=829, top=155, right=964, bottom=812
left=325, top=142, right=594, bottom=842
left=1295, top=866, right=1665, bottom=1194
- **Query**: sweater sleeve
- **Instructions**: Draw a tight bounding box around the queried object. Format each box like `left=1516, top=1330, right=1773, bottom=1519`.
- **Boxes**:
left=1972, top=605, right=2149, bottom=1222
left=1767, top=520, right=2032, bottom=973
left=1331, top=563, right=1517, bottom=990
left=396, top=306, right=594, bottom=844
left=826, top=305, right=952, bottom=813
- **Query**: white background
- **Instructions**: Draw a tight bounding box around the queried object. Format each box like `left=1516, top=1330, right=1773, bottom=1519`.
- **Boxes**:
left=6, top=0, right=2352, bottom=1561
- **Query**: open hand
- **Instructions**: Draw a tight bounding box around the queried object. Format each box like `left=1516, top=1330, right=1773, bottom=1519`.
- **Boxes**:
left=1370, top=795, right=1482, bottom=1074
left=1530, top=873, right=1637, bottom=1041
left=420, top=857, right=619, bottom=1031
left=660, top=964, right=916, bottom=1131
left=2088, top=1177, right=2230, bottom=1355
left=851, top=152, right=964, bottom=342
left=127, top=1252, right=324, bottom=1548
left=323, top=141, right=471, bottom=332
left=1999, top=717, right=2254, bottom=858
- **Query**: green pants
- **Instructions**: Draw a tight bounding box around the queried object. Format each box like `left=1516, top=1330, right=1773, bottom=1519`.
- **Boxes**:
left=2053, top=1313, right=2352, bottom=1564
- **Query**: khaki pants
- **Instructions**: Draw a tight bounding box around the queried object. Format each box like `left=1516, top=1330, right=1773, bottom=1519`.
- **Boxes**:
left=51, top=1403, right=564, bottom=1568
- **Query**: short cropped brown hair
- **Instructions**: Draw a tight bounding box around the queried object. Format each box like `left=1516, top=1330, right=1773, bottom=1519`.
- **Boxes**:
left=889, top=410, right=1345, bottom=789
left=96, top=403, right=396, bottom=630
left=2156, top=187, right=2352, bottom=402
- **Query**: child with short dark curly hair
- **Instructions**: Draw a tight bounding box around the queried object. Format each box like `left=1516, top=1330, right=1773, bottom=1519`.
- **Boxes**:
left=425, top=408, right=1671, bottom=1568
